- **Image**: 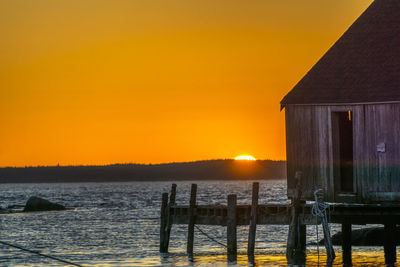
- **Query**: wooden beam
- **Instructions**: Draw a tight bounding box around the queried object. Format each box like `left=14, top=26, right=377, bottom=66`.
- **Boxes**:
left=170, top=203, right=400, bottom=226
left=160, top=193, right=169, bottom=253
left=187, top=184, right=197, bottom=256
left=165, top=184, right=177, bottom=251
left=299, top=223, right=306, bottom=256
left=286, top=171, right=306, bottom=265
left=384, top=223, right=396, bottom=266
left=342, top=223, right=352, bottom=266
left=227, top=194, right=237, bottom=263
left=248, top=182, right=259, bottom=262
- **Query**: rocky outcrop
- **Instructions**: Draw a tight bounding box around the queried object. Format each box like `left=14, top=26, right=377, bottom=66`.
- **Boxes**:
left=319, top=227, right=400, bottom=246
left=23, top=197, right=65, bottom=212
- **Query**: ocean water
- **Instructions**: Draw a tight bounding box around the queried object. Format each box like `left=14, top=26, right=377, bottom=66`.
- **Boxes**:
left=0, top=180, right=391, bottom=266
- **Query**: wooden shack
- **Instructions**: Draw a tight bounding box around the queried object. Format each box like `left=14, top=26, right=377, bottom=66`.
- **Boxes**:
left=281, top=0, right=400, bottom=203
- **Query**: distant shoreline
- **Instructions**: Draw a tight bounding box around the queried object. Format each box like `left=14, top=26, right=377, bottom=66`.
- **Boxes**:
left=0, top=159, right=286, bottom=183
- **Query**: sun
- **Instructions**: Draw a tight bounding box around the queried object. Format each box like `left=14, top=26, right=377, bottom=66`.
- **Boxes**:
left=234, top=155, right=256, bottom=161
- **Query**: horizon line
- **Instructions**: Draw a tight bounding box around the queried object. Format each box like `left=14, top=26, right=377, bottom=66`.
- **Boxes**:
left=0, top=158, right=287, bottom=168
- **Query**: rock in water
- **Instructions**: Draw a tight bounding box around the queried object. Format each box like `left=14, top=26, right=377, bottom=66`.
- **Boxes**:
left=23, top=197, right=65, bottom=212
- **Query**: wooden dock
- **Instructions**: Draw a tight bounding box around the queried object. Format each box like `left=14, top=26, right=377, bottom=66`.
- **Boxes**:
left=169, top=202, right=400, bottom=225
left=160, top=183, right=400, bottom=266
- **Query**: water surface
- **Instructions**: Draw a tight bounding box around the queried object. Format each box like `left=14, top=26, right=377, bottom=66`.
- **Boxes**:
left=0, top=180, right=391, bottom=266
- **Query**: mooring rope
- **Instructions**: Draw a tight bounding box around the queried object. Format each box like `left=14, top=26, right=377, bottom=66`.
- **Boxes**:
left=315, top=219, right=320, bottom=267
left=311, top=189, right=330, bottom=267
left=0, top=240, right=83, bottom=267
left=194, top=225, right=227, bottom=248
left=311, top=190, right=329, bottom=218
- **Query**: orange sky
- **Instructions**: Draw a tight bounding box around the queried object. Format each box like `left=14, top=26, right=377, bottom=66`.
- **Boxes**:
left=0, top=0, right=373, bottom=166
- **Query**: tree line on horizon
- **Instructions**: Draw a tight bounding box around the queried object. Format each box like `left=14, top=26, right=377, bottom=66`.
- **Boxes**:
left=0, top=159, right=286, bottom=183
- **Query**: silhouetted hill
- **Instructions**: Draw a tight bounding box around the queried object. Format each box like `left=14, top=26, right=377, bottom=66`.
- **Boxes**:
left=0, top=160, right=286, bottom=183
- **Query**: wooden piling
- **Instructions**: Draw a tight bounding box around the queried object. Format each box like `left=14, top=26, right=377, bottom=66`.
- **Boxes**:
left=165, top=184, right=177, bottom=251
left=299, top=223, right=306, bottom=256
left=160, top=193, right=169, bottom=253
left=187, top=184, right=197, bottom=255
left=227, top=194, right=237, bottom=262
left=286, top=171, right=306, bottom=265
left=342, top=223, right=352, bottom=266
left=384, top=223, right=396, bottom=266
left=248, top=182, right=259, bottom=261
left=287, top=206, right=307, bottom=265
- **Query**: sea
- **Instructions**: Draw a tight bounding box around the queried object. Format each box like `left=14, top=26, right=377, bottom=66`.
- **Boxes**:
left=0, top=180, right=391, bottom=266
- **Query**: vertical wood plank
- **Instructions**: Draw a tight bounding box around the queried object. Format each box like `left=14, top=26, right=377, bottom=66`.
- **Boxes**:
left=392, top=104, right=400, bottom=192
left=160, top=193, right=169, bottom=253
left=227, top=194, right=237, bottom=262
left=187, top=184, right=197, bottom=255
left=286, top=172, right=306, bottom=265
left=316, top=106, right=330, bottom=199
left=327, top=106, right=335, bottom=202
left=306, top=106, right=316, bottom=198
left=248, top=182, right=259, bottom=261
left=384, top=223, right=396, bottom=266
left=371, top=105, right=379, bottom=193
left=353, top=105, right=365, bottom=202
left=299, top=223, right=306, bottom=254
left=165, top=184, right=177, bottom=251
left=365, top=104, right=375, bottom=196
left=285, top=105, right=296, bottom=195
left=342, top=223, right=352, bottom=266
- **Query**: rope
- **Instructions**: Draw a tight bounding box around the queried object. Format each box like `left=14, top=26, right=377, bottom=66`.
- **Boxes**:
left=194, top=225, right=227, bottom=248
left=312, top=189, right=325, bottom=267
left=311, top=189, right=335, bottom=266
left=0, top=240, right=83, bottom=267
left=311, top=190, right=329, bottom=218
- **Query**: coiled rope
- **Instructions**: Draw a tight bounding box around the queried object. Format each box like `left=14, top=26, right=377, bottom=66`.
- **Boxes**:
left=0, top=240, right=83, bottom=267
left=311, top=189, right=330, bottom=218
left=311, top=189, right=334, bottom=267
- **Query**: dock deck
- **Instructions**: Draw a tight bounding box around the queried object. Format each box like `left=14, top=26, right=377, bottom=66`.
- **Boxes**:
left=171, top=203, right=400, bottom=225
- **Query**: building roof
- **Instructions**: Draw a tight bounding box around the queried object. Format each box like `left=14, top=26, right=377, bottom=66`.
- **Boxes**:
left=281, top=0, right=400, bottom=109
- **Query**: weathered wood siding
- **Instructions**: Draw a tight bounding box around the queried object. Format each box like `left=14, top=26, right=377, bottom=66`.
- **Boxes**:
left=285, top=103, right=400, bottom=203
left=362, top=104, right=400, bottom=202
left=285, top=105, right=332, bottom=201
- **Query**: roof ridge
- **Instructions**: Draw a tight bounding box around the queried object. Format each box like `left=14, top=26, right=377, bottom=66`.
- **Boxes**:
left=281, top=0, right=400, bottom=108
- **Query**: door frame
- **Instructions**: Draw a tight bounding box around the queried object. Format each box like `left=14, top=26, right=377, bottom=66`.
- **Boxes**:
left=329, top=106, right=358, bottom=202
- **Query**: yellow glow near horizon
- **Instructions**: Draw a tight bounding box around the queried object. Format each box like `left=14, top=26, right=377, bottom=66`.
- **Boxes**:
left=235, top=155, right=256, bottom=161
left=0, top=0, right=373, bottom=166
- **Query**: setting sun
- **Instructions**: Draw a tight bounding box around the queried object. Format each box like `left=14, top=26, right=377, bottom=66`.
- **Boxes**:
left=234, top=155, right=256, bottom=161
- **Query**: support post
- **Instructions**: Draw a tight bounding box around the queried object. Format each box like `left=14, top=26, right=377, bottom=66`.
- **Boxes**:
left=227, top=194, right=237, bottom=263
left=187, top=184, right=197, bottom=256
left=286, top=171, right=306, bottom=266
left=165, top=184, right=177, bottom=251
left=384, top=223, right=396, bottom=266
left=248, top=182, right=259, bottom=262
left=342, top=223, right=352, bottom=266
left=160, top=193, right=169, bottom=253
left=322, top=214, right=335, bottom=266
left=299, top=223, right=307, bottom=256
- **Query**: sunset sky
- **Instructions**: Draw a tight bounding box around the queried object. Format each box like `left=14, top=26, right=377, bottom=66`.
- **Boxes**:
left=0, top=0, right=372, bottom=166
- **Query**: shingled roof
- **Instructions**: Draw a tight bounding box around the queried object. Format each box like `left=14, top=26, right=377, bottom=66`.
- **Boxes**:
left=281, top=0, right=400, bottom=108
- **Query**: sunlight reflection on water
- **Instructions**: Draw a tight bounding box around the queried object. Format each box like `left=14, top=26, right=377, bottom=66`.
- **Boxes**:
left=0, top=180, right=390, bottom=266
